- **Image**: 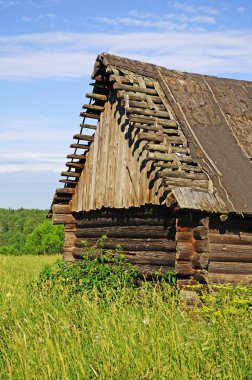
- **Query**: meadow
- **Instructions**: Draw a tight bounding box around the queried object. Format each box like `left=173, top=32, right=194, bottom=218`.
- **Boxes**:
left=0, top=255, right=252, bottom=380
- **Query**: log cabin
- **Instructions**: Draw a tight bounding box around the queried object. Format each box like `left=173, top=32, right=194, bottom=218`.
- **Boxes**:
left=49, top=53, right=252, bottom=286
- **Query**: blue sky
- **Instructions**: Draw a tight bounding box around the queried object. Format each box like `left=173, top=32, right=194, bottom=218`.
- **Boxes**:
left=0, top=0, right=251, bottom=209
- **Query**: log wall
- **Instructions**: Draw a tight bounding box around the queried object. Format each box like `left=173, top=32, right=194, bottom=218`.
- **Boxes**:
left=208, top=217, right=252, bottom=284
left=72, top=206, right=176, bottom=278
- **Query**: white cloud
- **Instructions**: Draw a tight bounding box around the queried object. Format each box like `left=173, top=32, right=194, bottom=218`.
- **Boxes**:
left=0, top=163, right=62, bottom=173
left=22, top=16, right=32, bottom=22
left=0, top=0, right=20, bottom=9
left=237, top=7, right=245, bottom=13
left=173, top=2, right=218, bottom=15
left=0, top=30, right=252, bottom=80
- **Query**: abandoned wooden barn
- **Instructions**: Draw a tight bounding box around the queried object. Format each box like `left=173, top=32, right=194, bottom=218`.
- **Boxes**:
left=49, top=53, right=252, bottom=285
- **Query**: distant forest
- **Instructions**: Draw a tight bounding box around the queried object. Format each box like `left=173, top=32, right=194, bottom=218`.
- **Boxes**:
left=0, top=209, right=63, bottom=255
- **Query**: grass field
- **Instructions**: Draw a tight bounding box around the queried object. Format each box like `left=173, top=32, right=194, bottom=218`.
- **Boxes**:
left=0, top=255, right=252, bottom=379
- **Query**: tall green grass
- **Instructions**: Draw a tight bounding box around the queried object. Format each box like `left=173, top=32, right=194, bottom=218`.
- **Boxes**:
left=0, top=255, right=251, bottom=379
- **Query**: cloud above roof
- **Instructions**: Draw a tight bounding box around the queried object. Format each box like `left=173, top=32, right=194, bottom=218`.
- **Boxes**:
left=0, top=29, right=252, bottom=80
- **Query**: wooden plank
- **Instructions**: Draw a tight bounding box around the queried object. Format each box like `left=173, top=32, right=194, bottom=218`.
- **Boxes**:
left=126, top=107, right=170, bottom=119
left=148, top=151, right=193, bottom=163
left=75, top=237, right=176, bottom=252
left=80, top=112, right=100, bottom=120
left=61, top=171, right=81, bottom=178
left=159, top=170, right=206, bottom=180
left=86, top=92, right=107, bottom=101
left=66, top=154, right=87, bottom=160
left=56, top=188, right=75, bottom=194
left=65, top=162, right=85, bottom=169
left=82, top=104, right=104, bottom=112
left=59, top=179, right=77, bottom=185
left=75, top=226, right=169, bottom=239
left=208, top=273, right=252, bottom=284
left=52, top=204, right=72, bottom=214
left=129, top=115, right=177, bottom=126
left=79, top=123, right=97, bottom=130
left=208, top=261, right=252, bottom=274
left=70, top=143, right=90, bottom=150
left=148, top=143, right=188, bottom=155
left=73, top=134, right=94, bottom=142
left=117, top=91, right=163, bottom=103
left=52, top=214, right=75, bottom=225
left=113, top=82, right=157, bottom=95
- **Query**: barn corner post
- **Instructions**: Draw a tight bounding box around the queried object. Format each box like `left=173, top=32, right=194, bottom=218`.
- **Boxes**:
left=175, top=213, right=210, bottom=287
left=52, top=203, right=76, bottom=262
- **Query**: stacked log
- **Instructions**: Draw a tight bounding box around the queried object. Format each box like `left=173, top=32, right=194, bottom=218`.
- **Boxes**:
left=208, top=219, right=252, bottom=284
left=72, top=207, right=176, bottom=278
left=175, top=215, right=210, bottom=286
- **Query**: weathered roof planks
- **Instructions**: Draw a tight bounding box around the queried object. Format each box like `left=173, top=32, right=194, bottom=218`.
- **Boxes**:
left=50, top=52, right=252, bottom=216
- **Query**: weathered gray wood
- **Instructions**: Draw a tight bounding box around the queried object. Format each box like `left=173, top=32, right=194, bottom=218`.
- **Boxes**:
left=127, top=107, right=170, bottom=119
left=82, top=104, right=104, bottom=112
left=110, top=74, right=154, bottom=88
left=113, top=82, right=157, bottom=95
left=79, top=123, right=97, bottom=130
left=67, top=154, right=87, bottom=160
left=129, top=114, right=177, bottom=126
left=65, top=162, right=85, bottom=169
left=61, top=171, right=81, bottom=178
left=176, top=241, right=195, bottom=260
left=59, top=179, right=77, bottom=185
left=148, top=151, right=193, bottom=163
left=209, top=232, right=252, bottom=245
left=86, top=92, right=107, bottom=101
left=154, top=162, right=202, bottom=172
left=73, top=134, right=94, bottom=142
left=159, top=170, right=206, bottom=180
left=53, top=204, right=72, bottom=214
left=209, top=273, right=252, bottom=284
left=192, top=252, right=209, bottom=269
left=80, top=112, right=100, bottom=120
left=52, top=214, right=75, bottom=225
left=147, top=143, right=188, bottom=154
left=75, top=237, right=176, bottom=252
left=118, top=90, right=163, bottom=104
left=56, top=188, right=75, bottom=194
left=70, top=143, right=90, bottom=150
left=76, top=218, right=167, bottom=228
left=176, top=261, right=195, bottom=275
left=193, top=239, right=210, bottom=253
left=193, top=226, right=208, bottom=240
left=75, top=226, right=169, bottom=239
left=208, top=261, right=252, bottom=274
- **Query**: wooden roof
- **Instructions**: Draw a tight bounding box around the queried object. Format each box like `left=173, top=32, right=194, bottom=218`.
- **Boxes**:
left=50, top=53, right=252, bottom=216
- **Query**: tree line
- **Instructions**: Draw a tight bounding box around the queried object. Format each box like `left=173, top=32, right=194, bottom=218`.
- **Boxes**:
left=0, top=209, right=63, bottom=255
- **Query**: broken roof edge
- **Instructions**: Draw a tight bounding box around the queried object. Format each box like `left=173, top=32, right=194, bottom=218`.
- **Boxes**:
left=95, top=52, right=252, bottom=87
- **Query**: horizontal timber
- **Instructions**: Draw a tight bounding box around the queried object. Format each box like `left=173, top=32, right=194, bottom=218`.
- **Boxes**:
left=65, top=162, right=85, bottom=169
left=82, top=104, right=104, bottom=112
left=56, top=188, right=75, bottom=194
left=70, top=143, right=90, bottom=150
left=117, top=91, right=163, bottom=104
left=75, top=226, right=169, bottom=239
left=67, top=154, right=87, bottom=160
left=86, top=93, right=107, bottom=101
left=61, top=171, right=81, bottom=178
left=127, top=107, right=170, bottom=119
left=73, top=134, right=94, bottom=142
left=80, top=112, right=100, bottom=120
left=208, top=261, right=252, bottom=274
left=129, top=115, right=177, bottom=126
left=75, top=237, right=176, bottom=252
left=79, top=123, right=97, bottom=130
left=113, top=82, right=157, bottom=95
